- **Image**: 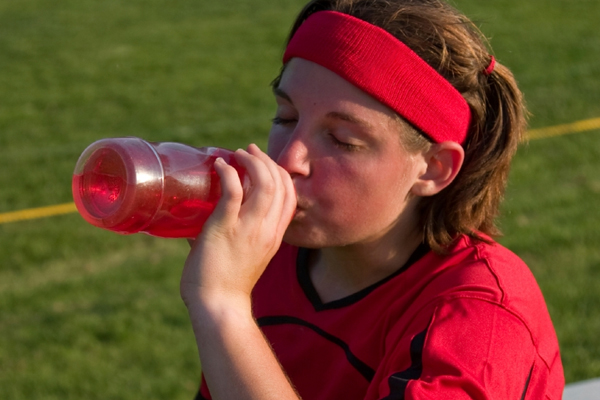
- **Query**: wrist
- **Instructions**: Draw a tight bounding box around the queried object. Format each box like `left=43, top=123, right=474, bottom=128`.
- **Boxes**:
left=185, top=290, right=254, bottom=333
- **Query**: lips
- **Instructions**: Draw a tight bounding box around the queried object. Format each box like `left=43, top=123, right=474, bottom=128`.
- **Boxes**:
left=291, top=198, right=310, bottom=220
left=294, top=197, right=310, bottom=211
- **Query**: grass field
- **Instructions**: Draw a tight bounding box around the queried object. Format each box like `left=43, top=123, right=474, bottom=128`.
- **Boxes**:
left=1, top=0, right=599, bottom=398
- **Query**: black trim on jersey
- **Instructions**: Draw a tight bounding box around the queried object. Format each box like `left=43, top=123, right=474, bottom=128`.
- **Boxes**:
left=297, top=243, right=431, bottom=311
left=257, top=315, right=376, bottom=382
left=520, top=364, right=534, bottom=400
left=382, top=329, right=427, bottom=400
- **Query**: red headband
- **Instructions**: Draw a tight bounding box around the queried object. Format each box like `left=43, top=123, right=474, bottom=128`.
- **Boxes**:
left=283, top=11, right=471, bottom=144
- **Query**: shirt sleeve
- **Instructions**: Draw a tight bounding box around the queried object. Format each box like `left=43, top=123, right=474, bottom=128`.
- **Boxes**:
left=370, top=297, right=537, bottom=400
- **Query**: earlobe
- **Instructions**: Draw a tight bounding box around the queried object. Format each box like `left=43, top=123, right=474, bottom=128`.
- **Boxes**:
left=411, top=141, right=465, bottom=197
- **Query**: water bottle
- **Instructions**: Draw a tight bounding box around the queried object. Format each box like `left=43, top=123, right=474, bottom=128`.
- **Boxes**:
left=72, top=137, right=245, bottom=238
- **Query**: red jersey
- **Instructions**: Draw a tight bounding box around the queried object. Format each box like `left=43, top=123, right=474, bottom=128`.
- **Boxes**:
left=196, top=235, right=564, bottom=399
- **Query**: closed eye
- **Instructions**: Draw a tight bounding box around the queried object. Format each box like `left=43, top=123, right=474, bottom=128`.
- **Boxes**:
left=329, top=133, right=360, bottom=151
left=272, top=116, right=297, bottom=125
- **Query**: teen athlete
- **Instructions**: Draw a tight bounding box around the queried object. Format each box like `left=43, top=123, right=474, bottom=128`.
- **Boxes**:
left=180, top=0, right=565, bottom=399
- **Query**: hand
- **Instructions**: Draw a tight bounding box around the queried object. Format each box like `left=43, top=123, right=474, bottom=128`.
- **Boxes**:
left=180, top=143, right=297, bottom=312
left=180, top=144, right=300, bottom=400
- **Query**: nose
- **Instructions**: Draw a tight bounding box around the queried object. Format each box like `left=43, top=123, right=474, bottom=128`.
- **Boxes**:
left=270, top=131, right=311, bottom=178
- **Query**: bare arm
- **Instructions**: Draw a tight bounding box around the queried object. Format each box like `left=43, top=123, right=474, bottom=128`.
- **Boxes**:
left=186, top=294, right=299, bottom=400
left=180, top=144, right=299, bottom=400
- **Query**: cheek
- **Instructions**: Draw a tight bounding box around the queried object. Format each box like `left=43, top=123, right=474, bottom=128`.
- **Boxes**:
left=266, top=130, right=285, bottom=161
left=324, top=158, right=415, bottom=214
left=311, top=161, right=375, bottom=212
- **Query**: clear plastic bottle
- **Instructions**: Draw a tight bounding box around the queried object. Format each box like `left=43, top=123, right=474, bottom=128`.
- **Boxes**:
left=72, top=137, right=245, bottom=238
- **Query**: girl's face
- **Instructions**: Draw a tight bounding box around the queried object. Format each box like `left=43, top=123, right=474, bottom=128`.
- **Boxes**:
left=268, top=58, right=427, bottom=249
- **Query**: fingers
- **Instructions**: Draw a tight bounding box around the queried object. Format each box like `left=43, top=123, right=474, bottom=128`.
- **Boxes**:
left=277, top=165, right=297, bottom=238
left=236, top=146, right=277, bottom=213
left=234, top=145, right=293, bottom=219
left=183, top=145, right=296, bottom=301
left=246, top=143, right=297, bottom=235
left=207, top=157, right=244, bottom=230
left=201, top=144, right=296, bottom=244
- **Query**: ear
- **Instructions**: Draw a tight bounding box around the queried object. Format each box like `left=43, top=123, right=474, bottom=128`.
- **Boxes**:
left=410, top=141, right=464, bottom=197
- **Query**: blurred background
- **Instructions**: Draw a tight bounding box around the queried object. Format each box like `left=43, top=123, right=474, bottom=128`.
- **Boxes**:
left=1, top=0, right=599, bottom=398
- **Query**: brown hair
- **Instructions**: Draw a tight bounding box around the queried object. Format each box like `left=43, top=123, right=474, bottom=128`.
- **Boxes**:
left=278, top=0, right=527, bottom=253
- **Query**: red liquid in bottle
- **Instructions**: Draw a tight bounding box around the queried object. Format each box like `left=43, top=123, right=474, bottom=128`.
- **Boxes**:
left=72, top=138, right=243, bottom=238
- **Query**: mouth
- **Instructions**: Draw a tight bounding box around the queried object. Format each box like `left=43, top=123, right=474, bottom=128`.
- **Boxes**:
left=294, top=198, right=309, bottom=212
left=292, top=200, right=308, bottom=220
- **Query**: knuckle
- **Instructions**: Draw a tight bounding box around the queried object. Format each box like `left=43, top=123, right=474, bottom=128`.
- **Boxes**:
left=260, top=179, right=276, bottom=196
left=228, top=186, right=245, bottom=202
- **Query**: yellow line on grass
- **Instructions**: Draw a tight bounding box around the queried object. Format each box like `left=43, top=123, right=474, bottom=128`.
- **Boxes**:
left=527, top=117, right=600, bottom=140
left=1, top=117, right=599, bottom=225
left=0, top=202, right=77, bottom=224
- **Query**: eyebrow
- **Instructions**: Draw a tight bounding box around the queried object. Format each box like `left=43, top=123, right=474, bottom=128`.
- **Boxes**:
left=325, top=111, right=374, bottom=131
left=272, top=86, right=292, bottom=103
left=272, top=86, right=374, bottom=131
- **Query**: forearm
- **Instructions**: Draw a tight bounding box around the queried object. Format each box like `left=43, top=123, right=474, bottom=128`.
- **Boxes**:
left=180, top=145, right=298, bottom=399
left=188, top=295, right=300, bottom=400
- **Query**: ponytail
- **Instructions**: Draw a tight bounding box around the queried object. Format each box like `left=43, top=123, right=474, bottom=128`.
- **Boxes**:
left=419, top=59, right=526, bottom=252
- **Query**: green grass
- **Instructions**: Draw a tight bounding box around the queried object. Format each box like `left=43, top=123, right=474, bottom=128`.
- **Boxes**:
left=1, top=0, right=599, bottom=398
left=501, top=133, right=600, bottom=380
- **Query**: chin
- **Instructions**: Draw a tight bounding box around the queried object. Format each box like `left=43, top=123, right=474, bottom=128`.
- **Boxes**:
left=282, top=225, right=325, bottom=249
left=282, top=224, right=350, bottom=249
left=282, top=233, right=320, bottom=249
